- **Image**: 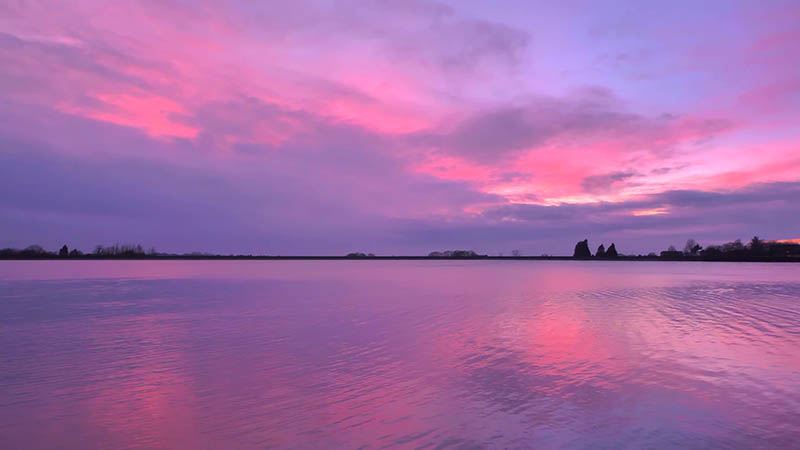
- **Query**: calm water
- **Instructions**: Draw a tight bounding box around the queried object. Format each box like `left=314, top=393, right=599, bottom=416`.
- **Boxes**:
left=1, top=261, right=799, bottom=449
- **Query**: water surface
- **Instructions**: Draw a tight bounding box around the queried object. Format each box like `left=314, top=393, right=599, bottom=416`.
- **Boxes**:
left=1, top=261, right=799, bottom=448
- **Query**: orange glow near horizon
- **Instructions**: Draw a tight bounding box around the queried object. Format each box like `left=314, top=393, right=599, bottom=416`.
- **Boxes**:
left=632, top=207, right=669, bottom=217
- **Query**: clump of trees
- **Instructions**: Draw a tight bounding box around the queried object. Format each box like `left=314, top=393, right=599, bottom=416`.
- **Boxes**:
left=661, top=237, right=800, bottom=261
left=0, top=244, right=55, bottom=258
left=683, top=239, right=702, bottom=255
left=345, top=252, right=376, bottom=258
left=573, top=239, right=618, bottom=258
left=0, top=243, right=153, bottom=259
left=92, top=244, right=151, bottom=256
left=661, top=239, right=704, bottom=258
left=660, top=245, right=683, bottom=258
left=428, top=250, right=485, bottom=258
left=58, top=245, right=84, bottom=257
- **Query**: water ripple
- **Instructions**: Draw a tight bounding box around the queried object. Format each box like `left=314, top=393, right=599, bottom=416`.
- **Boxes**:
left=1, top=261, right=799, bottom=448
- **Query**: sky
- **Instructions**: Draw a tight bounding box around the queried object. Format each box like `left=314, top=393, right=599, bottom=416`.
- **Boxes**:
left=1, top=0, right=799, bottom=255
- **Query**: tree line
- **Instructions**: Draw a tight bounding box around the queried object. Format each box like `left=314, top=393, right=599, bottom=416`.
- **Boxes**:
left=2, top=238, right=799, bottom=261
left=656, top=236, right=800, bottom=261
left=0, top=244, right=157, bottom=259
left=572, top=236, right=800, bottom=261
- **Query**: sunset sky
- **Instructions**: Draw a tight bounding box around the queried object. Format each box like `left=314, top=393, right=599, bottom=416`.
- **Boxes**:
left=1, top=0, right=799, bottom=255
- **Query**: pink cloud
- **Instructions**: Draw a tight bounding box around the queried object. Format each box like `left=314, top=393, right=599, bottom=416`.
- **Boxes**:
left=57, top=93, right=198, bottom=139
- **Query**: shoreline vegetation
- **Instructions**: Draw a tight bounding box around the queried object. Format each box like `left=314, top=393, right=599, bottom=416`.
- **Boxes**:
left=1, top=237, right=799, bottom=262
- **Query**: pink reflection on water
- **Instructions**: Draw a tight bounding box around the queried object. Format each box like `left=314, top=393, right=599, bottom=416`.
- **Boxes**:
left=1, top=261, right=799, bottom=448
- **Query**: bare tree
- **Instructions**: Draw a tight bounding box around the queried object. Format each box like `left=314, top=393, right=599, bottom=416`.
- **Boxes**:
left=511, top=249, right=521, bottom=257
left=24, top=245, right=46, bottom=255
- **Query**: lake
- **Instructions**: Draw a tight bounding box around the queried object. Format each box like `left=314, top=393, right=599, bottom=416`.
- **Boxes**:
left=1, top=260, right=799, bottom=449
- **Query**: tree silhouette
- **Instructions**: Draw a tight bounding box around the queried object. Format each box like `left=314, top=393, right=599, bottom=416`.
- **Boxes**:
left=750, top=236, right=763, bottom=254
left=596, top=244, right=606, bottom=257
left=606, top=243, right=618, bottom=257
left=573, top=239, right=591, bottom=257
left=59, top=245, right=69, bottom=256
left=683, top=239, right=698, bottom=255
left=25, top=245, right=45, bottom=254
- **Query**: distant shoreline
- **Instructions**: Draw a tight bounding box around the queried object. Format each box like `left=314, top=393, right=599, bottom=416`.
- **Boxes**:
left=1, top=255, right=798, bottom=263
left=5, top=237, right=798, bottom=262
